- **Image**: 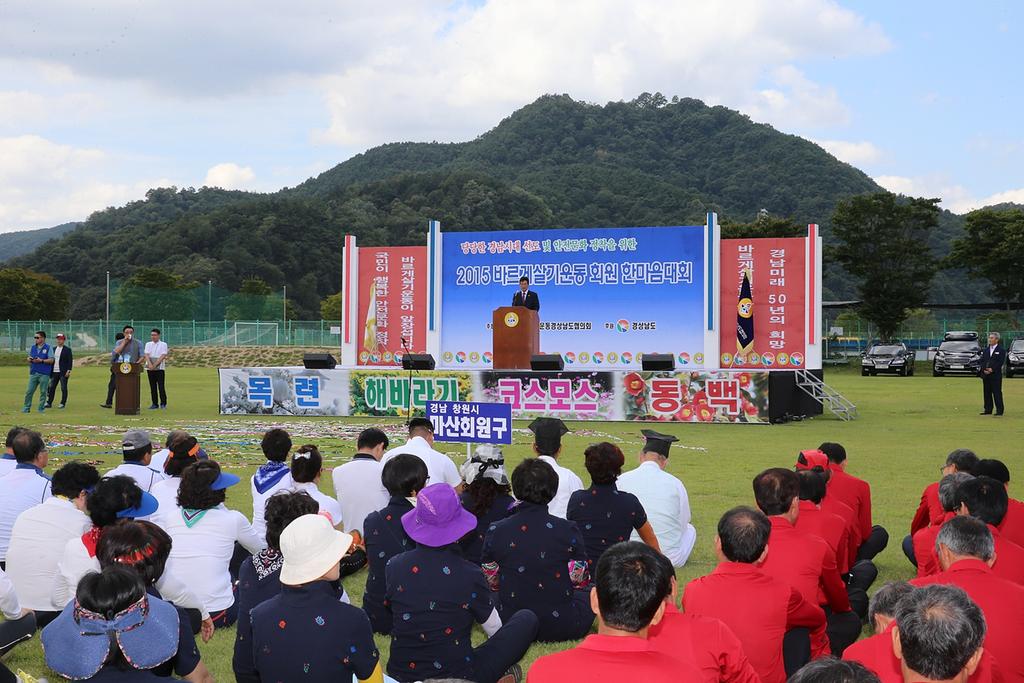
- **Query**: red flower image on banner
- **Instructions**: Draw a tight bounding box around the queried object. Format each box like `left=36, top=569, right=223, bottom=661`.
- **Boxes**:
left=719, top=238, right=806, bottom=369
left=357, top=246, right=427, bottom=366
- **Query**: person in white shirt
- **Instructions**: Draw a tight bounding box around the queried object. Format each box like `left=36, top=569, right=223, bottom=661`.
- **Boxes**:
left=616, top=429, right=696, bottom=567
left=53, top=475, right=194, bottom=611
left=5, top=461, right=98, bottom=626
left=251, top=428, right=294, bottom=543
left=150, top=429, right=190, bottom=475
left=0, top=565, right=36, bottom=683
left=288, top=445, right=344, bottom=526
left=150, top=435, right=207, bottom=514
left=106, top=428, right=166, bottom=493
left=0, top=426, right=23, bottom=478
left=0, top=429, right=52, bottom=564
left=381, top=418, right=462, bottom=491
left=527, top=417, right=583, bottom=519
left=162, top=460, right=264, bottom=628
left=144, top=327, right=170, bottom=410
left=332, top=427, right=390, bottom=537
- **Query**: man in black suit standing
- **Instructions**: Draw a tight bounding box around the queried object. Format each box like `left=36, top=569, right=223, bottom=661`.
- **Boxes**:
left=45, top=332, right=74, bottom=409
left=511, top=276, right=540, bottom=311
left=980, top=331, right=1005, bottom=415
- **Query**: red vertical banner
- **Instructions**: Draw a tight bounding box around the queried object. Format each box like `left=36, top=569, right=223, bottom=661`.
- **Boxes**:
left=719, top=238, right=807, bottom=369
left=357, top=246, right=427, bottom=366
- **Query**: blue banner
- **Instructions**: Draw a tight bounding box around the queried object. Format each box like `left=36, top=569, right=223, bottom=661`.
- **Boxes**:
left=425, top=400, right=513, bottom=444
left=439, top=226, right=705, bottom=369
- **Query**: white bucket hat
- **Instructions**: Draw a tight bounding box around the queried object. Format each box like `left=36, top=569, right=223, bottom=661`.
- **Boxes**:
left=460, top=444, right=509, bottom=486
left=279, top=514, right=354, bottom=585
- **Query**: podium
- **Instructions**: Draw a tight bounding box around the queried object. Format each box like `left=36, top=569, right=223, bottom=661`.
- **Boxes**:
left=111, top=362, right=142, bottom=415
left=492, top=307, right=539, bottom=370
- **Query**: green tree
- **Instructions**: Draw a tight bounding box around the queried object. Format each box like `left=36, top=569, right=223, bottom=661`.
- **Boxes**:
left=720, top=212, right=806, bottom=239
left=320, top=292, right=343, bottom=320
left=947, top=208, right=1024, bottom=308
left=226, top=277, right=281, bottom=320
left=113, top=267, right=198, bottom=319
left=0, top=268, right=69, bottom=319
left=828, top=192, right=940, bottom=340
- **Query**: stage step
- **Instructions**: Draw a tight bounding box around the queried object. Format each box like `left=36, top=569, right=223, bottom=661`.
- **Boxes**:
left=793, top=369, right=858, bottom=421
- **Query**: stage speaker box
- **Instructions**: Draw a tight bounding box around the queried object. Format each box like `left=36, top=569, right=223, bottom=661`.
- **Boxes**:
left=641, top=353, right=676, bottom=371
left=402, top=354, right=436, bottom=370
left=302, top=353, right=337, bottom=369
left=530, top=354, right=565, bottom=371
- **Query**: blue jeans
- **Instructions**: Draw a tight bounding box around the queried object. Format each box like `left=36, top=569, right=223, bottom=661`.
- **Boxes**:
left=23, top=373, right=50, bottom=410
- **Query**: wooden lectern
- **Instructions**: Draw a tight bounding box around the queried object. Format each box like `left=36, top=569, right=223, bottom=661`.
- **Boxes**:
left=111, top=362, right=142, bottom=415
left=492, top=307, right=540, bottom=370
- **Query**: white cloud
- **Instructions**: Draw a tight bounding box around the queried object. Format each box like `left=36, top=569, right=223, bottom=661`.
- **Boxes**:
left=203, top=163, right=256, bottom=190
left=0, top=91, right=102, bottom=128
left=0, top=135, right=177, bottom=232
left=813, top=139, right=884, bottom=165
left=870, top=173, right=1019, bottom=214
left=749, top=66, right=851, bottom=129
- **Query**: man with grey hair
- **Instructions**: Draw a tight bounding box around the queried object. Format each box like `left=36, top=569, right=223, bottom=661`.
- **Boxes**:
left=912, top=515, right=1024, bottom=680
left=893, top=584, right=985, bottom=683
left=979, top=331, right=1005, bottom=416
left=909, top=471, right=974, bottom=576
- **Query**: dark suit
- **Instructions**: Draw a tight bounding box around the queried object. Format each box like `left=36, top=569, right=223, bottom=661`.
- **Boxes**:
left=46, top=344, right=73, bottom=407
left=511, top=289, right=540, bottom=311
left=980, top=343, right=1005, bottom=414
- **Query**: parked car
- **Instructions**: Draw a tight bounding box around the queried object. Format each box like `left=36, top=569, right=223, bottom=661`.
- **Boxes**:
left=861, top=342, right=916, bottom=376
left=1007, top=339, right=1024, bottom=377
left=932, top=331, right=982, bottom=376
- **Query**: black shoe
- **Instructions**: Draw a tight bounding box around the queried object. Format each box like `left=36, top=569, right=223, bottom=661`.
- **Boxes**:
left=148, top=404, right=159, bottom=410
left=44, top=403, right=52, bottom=408
left=100, top=403, right=112, bottom=408
left=980, top=411, right=992, bottom=415
left=995, top=412, right=1004, bottom=416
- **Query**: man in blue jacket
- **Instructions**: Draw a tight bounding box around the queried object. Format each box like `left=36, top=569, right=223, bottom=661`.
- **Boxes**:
left=23, top=330, right=52, bottom=413
left=979, top=331, right=1006, bottom=416
left=45, top=333, right=73, bottom=409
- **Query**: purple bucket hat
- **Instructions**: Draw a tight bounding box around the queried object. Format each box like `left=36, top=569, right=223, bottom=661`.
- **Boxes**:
left=401, top=483, right=478, bottom=547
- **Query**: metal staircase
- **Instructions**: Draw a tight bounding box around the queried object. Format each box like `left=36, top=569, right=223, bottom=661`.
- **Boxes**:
left=793, top=369, right=858, bottom=421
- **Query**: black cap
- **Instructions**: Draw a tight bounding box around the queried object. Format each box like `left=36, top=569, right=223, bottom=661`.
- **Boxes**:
left=641, top=429, right=679, bottom=457
left=529, top=417, right=568, bottom=454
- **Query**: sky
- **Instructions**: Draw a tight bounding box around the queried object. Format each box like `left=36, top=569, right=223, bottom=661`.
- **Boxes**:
left=0, top=0, right=1021, bottom=233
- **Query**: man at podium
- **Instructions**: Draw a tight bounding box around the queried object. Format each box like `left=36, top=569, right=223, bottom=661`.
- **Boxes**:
left=511, top=276, right=540, bottom=311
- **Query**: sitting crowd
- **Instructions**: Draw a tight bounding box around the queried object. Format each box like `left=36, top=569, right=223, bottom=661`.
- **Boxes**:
left=0, top=418, right=1020, bottom=683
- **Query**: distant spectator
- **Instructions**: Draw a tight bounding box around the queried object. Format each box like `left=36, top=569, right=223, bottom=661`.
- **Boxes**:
left=106, top=429, right=166, bottom=493
left=380, top=417, right=462, bottom=490
left=910, top=448, right=979, bottom=534
left=789, top=658, right=881, bottom=683
left=954, top=475, right=1024, bottom=585
left=149, top=429, right=190, bottom=474
left=150, top=435, right=206, bottom=513
left=459, top=444, right=515, bottom=564
left=22, top=329, right=52, bottom=413
left=974, top=458, right=1024, bottom=547
left=0, top=426, right=24, bottom=478
left=819, top=442, right=888, bottom=561
left=0, top=429, right=52, bottom=564
left=144, top=327, right=169, bottom=409
left=526, top=417, right=582, bottom=518
left=44, top=332, right=73, bottom=409
left=529, top=541, right=700, bottom=682
left=251, top=428, right=295, bottom=542
left=909, top=472, right=973, bottom=576
left=289, top=444, right=344, bottom=525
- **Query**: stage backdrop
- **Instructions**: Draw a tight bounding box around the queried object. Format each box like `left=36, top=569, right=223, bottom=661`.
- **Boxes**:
left=439, top=226, right=706, bottom=370
left=357, top=246, right=427, bottom=366
left=219, top=367, right=769, bottom=423
left=719, top=237, right=807, bottom=370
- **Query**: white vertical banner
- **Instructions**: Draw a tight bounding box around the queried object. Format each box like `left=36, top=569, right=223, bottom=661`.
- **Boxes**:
left=704, top=212, right=721, bottom=370
left=426, top=220, right=443, bottom=362
left=806, top=224, right=823, bottom=370
left=340, top=234, right=359, bottom=367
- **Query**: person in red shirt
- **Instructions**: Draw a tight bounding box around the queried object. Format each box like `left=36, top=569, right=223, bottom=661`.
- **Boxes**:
left=648, top=553, right=760, bottom=683
left=794, top=466, right=877, bottom=620
left=844, top=580, right=1001, bottom=683
left=528, top=541, right=700, bottom=683
left=754, top=468, right=858, bottom=657
left=954, top=476, right=1024, bottom=586
left=974, top=459, right=1024, bottom=548
left=819, top=442, right=888, bottom=562
left=894, top=584, right=986, bottom=683
left=799, top=449, right=862, bottom=570
left=909, top=449, right=979, bottom=537
left=912, top=472, right=973, bottom=578
left=683, top=506, right=826, bottom=683
left=911, top=516, right=1024, bottom=681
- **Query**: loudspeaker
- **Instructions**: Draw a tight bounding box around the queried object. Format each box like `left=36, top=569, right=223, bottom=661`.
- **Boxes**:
left=641, top=353, right=676, bottom=371
left=402, top=354, right=436, bottom=370
left=530, top=354, right=564, bottom=371
left=302, top=353, right=337, bottom=369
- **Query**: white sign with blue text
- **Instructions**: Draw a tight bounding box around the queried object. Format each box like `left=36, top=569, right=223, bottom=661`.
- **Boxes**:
left=425, top=400, right=512, bottom=444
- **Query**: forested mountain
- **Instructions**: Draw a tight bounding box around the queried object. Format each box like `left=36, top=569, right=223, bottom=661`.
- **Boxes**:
left=0, top=222, right=81, bottom=262
left=8, top=93, right=989, bottom=317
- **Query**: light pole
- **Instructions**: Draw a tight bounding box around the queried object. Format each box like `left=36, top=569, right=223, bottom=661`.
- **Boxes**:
left=105, top=271, right=110, bottom=341
left=208, top=280, right=212, bottom=322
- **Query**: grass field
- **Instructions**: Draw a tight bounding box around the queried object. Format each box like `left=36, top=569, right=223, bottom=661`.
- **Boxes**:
left=1, top=362, right=1021, bottom=680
